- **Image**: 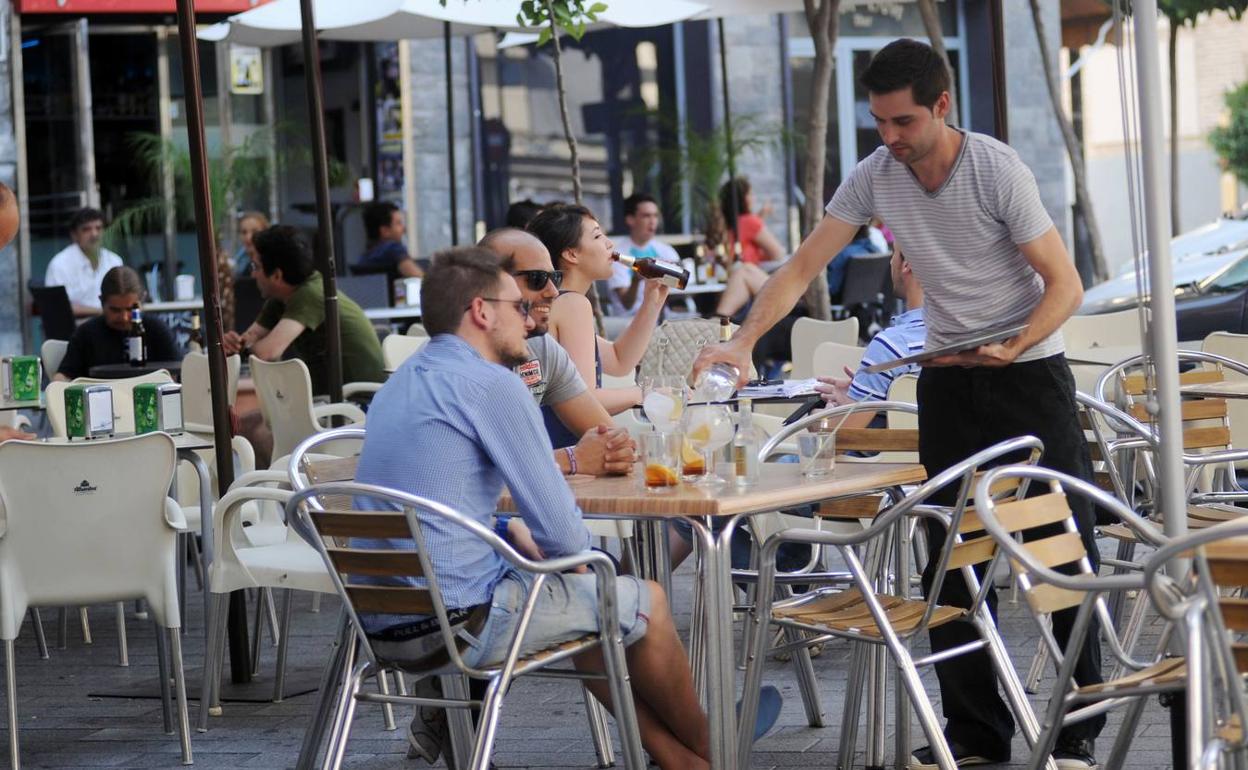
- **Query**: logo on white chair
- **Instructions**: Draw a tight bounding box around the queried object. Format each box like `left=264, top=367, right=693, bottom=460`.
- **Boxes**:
left=275, top=389, right=285, bottom=400
left=73, top=479, right=98, bottom=495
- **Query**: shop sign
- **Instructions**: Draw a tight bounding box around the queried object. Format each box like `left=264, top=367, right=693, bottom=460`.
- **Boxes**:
left=230, top=44, right=263, bottom=95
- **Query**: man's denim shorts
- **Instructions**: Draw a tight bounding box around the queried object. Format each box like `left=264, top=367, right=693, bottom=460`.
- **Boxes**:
left=370, top=569, right=651, bottom=670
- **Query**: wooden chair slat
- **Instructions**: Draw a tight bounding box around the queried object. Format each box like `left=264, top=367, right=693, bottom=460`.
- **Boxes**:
left=1184, top=426, right=1232, bottom=450
left=1123, top=368, right=1223, bottom=395
left=948, top=536, right=996, bottom=569
left=345, top=585, right=433, bottom=614
left=835, top=428, right=919, bottom=452
left=311, top=510, right=413, bottom=539
left=1220, top=598, right=1248, bottom=631
left=991, top=493, right=1074, bottom=534
left=1026, top=582, right=1086, bottom=614
left=326, top=547, right=424, bottom=577
left=816, top=495, right=884, bottom=519
left=305, top=456, right=361, bottom=484
left=1209, top=559, right=1248, bottom=587
left=1129, top=399, right=1227, bottom=423
left=1020, top=532, right=1086, bottom=570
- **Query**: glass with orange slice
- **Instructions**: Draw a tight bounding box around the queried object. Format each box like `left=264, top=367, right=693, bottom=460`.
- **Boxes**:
left=641, top=430, right=681, bottom=493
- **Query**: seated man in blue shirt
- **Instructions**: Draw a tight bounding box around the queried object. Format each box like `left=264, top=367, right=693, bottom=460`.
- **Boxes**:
left=815, top=249, right=925, bottom=427
left=355, top=247, right=717, bottom=770
left=353, top=201, right=424, bottom=281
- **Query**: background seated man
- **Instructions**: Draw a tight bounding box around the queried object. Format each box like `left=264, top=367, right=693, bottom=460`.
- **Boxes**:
left=54, top=266, right=179, bottom=381
left=224, top=225, right=385, bottom=396
left=45, top=207, right=125, bottom=317
left=608, top=192, right=680, bottom=317
left=353, top=201, right=423, bottom=281
left=355, top=246, right=718, bottom=770
left=814, top=250, right=924, bottom=429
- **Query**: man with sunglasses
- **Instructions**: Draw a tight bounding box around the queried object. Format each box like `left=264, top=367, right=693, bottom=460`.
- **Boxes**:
left=480, top=227, right=636, bottom=477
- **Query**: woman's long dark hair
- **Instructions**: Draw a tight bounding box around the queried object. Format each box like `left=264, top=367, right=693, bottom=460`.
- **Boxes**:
left=527, top=203, right=595, bottom=271
left=718, top=176, right=752, bottom=233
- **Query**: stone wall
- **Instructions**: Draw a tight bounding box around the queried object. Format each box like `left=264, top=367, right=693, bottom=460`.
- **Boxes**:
left=1003, top=0, right=1072, bottom=247
left=406, top=37, right=475, bottom=255
left=718, top=16, right=791, bottom=250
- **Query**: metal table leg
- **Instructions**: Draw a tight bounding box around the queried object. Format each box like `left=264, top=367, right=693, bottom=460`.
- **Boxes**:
left=699, top=515, right=740, bottom=770
left=295, top=612, right=352, bottom=770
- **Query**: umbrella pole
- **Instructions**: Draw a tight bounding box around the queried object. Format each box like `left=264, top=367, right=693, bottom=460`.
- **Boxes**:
left=716, top=18, right=740, bottom=258
left=445, top=21, right=460, bottom=246
left=988, top=0, right=1009, bottom=141
left=174, top=0, right=251, bottom=684
left=299, top=0, right=344, bottom=403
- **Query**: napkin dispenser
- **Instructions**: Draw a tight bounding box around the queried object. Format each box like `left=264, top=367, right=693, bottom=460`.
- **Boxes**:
left=1, top=356, right=40, bottom=402
left=133, top=382, right=183, bottom=435
left=65, top=384, right=115, bottom=439
left=393, top=277, right=423, bottom=308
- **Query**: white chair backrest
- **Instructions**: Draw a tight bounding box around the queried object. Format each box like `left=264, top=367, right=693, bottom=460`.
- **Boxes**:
left=1062, top=309, right=1142, bottom=351
left=405, top=323, right=429, bottom=338
left=0, top=433, right=179, bottom=638
left=790, top=317, right=859, bottom=379
left=811, top=341, right=865, bottom=379
left=884, top=375, right=919, bottom=461
left=181, top=352, right=241, bottom=430
left=381, top=334, right=428, bottom=370
left=45, top=370, right=174, bottom=437
left=1203, top=332, right=1248, bottom=459
left=250, top=356, right=321, bottom=463
left=40, top=339, right=68, bottom=380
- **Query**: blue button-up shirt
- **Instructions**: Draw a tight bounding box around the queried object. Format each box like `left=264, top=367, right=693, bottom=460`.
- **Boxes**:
left=353, top=334, right=590, bottom=623
left=847, top=307, right=926, bottom=402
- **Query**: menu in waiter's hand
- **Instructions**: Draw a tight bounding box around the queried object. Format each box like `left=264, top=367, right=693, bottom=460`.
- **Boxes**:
left=862, top=324, right=1028, bottom=374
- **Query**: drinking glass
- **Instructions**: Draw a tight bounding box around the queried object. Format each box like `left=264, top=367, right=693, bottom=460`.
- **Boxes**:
left=642, top=375, right=686, bottom=433
left=682, top=404, right=735, bottom=486
left=797, top=431, right=836, bottom=478
left=641, top=430, right=680, bottom=493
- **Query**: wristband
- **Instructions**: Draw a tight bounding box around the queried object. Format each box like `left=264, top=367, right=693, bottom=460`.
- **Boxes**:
left=494, top=516, right=511, bottom=542
left=564, top=446, right=578, bottom=476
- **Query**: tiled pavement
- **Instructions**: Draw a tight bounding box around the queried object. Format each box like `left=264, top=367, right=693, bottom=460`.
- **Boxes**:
left=6, top=553, right=1181, bottom=769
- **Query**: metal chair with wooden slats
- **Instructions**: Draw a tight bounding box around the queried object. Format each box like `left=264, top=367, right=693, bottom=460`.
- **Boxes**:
left=972, top=465, right=1180, bottom=770
left=1140, top=517, right=1248, bottom=769
left=285, top=479, right=646, bottom=770
left=738, top=435, right=1050, bottom=770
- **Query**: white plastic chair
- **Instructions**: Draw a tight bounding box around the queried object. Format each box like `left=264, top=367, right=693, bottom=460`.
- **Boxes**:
left=790, top=317, right=860, bottom=379
left=810, top=341, right=865, bottom=380
left=405, top=323, right=429, bottom=338
left=181, top=352, right=241, bottom=433
left=250, top=356, right=366, bottom=462
left=0, top=434, right=192, bottom=767
left=381, top=334, right=429, bottom=370
left=39, top=339, right=68, bottom=381
left=1062, top=308, right=1142, bottom=351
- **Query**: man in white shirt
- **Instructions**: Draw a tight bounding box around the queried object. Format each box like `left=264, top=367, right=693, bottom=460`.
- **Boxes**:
left=608, top=193, right=680, bottom=316
left=45, top=208, right=124, bottom=317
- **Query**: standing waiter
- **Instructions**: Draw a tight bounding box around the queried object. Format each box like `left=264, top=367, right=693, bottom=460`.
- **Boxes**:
left=693, top=39, right=1101, bottom=770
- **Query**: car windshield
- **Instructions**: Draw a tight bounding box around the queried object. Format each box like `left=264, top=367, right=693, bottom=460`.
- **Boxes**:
left=1203, top=254, right=1248, bottom=292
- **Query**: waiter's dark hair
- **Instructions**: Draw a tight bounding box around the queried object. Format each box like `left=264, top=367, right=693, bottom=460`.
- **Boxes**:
left=527, top=203, right=596, bottom=271
left=860, top=38, right=951, bottom=110
left=421, top=246, right=505, bottom=336
left=253, top=225, right=316, bottom=286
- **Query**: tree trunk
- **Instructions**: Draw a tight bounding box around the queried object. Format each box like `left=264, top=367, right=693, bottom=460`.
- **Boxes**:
left=1027, top=0, right=1109, bottom=283
left=546, top=2, right=605, bottom=333
left=799, top=0, right=840, bottom=322
left=916, top=0, right=958, bottom=126
left=1168, top=18, right=1181, bottom=235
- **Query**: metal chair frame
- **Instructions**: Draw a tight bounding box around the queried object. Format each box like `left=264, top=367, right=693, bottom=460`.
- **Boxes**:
left=285, top=480, right=646, bottom=770
left=737, top=435, right=1050, bottom=770
left=973, top=465, right=1176, bottom=770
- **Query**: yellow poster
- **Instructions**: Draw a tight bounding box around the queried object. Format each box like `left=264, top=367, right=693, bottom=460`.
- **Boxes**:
left=230, top=45, right=263, bottom=95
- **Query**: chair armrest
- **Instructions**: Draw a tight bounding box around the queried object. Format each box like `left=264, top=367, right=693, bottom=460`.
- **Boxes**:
left=230, top=470, right=291, bottom=490
left=342, top=381, right=382, bottom=399
left=164, top=497, right=189, bottom=530
left=313, top=402, right=367, bottom=426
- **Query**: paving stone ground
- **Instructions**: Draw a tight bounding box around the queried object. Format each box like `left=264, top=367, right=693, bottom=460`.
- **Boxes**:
left=6, top=545, right=1180, bottom=769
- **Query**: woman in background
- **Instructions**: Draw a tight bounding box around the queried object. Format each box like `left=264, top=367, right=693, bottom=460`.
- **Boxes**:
left=713, top=177, right=785, bottom=318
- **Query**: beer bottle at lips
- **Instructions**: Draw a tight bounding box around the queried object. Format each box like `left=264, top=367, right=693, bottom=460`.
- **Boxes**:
left=612, top=252, right=690, bottom=290
left=127, top=304, right=147, bottom=366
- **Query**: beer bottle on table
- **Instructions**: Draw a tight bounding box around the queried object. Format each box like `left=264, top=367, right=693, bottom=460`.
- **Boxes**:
left=127, top=304, right=147, bottom=366
left=612, top=252, right=690, bottom=290
left=188, top=312, right=203, bottom=354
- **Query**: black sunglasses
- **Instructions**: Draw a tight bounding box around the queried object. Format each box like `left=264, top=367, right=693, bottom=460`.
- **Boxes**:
left=512, top=269, right=563, bottom=291
left=473, top=297, right=532, bottom=319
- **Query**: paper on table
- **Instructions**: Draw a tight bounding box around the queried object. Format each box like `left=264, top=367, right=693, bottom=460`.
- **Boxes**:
left=736, top=378, right=821, bottom=399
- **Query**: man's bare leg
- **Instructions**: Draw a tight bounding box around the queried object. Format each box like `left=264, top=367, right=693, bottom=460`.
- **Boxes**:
left=575, top=582, right=710, bottom=769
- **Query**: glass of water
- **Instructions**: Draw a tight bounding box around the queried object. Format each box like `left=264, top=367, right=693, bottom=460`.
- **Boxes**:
left=797, top=431, right=836, bottom=478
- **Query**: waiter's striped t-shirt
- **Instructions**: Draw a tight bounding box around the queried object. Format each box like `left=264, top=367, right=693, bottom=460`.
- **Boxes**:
left=825, top=130, right=1062, bottom=363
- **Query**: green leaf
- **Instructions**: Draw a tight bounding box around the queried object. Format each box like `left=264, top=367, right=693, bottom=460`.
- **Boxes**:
left=588, top=2, right=607, bottom=13
left=536, top=26, right=553, bottom=46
